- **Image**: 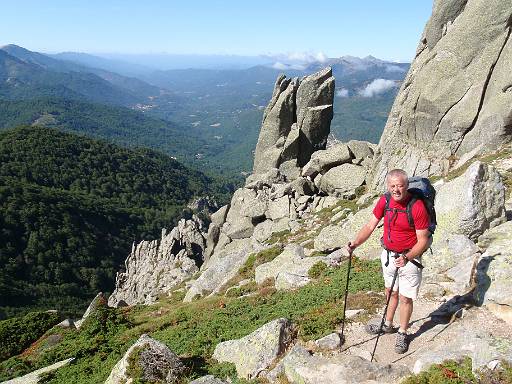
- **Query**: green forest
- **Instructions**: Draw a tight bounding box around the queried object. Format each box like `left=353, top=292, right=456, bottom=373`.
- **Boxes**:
left=0, top=126, right=232, bottom=319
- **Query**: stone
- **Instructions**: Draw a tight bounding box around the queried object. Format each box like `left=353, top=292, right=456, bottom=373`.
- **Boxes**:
left=301, top=143, right=353, bottom=178
left=275, top=272, right=311, bottom=290
left=223, top=216, right=255, bottom=240
left=413, top=323, right=512, bottom=374
left=203, top=224, right=221, bottom=263
left=314, top=225, right=345, bottom=252
left=75, top=292, right=106, bottom=329
left=105, top=334, right=185, bottom=384
left=435, top=162, right=506, bottom=241
left=279, top=345, right=410, bottom=383
left=252, top=68, right=335, bottom=175
left=253, top=220, right=274, bottom=243
left=4, top=358, right=74, bottom=384
left=212, top=318, right=295, bottom=379
left=290, top=177, right=317, bottom=196
left=255, top=244, right=329, bottom=289
left=370, top=0, right=512, bottom=189
left=314, top=332, right=342, bottom=350
left=108, top=219, right=204, bottom=307
left=424, top=234, right=479, bottom=282
left=253, top=76, right=299, bottom=174
left=56, top=319, right=75, bottom=329
left=474, top=221, right=512, bottom=324
left=245, top=168, right=286, bottom=189
left=318, top=164, right=367, bottom=196
left=189, top=376, right=228, bottom=384
left=211, top=205, right=230, bottom=226
left=267, top=195, right=290, bottom=220
left=317, top=201, right=383, bottom=260
left=346, top=140, right=374, bottom=162
left=184, top=238, right=264, bottom=301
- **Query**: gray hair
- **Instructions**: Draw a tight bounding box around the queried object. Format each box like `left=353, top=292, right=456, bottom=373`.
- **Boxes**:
left=386, top=169, right=409, bottom=185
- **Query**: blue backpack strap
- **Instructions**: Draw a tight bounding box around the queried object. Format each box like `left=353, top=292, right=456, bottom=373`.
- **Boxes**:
left=405, top=196, right=418, bottom=229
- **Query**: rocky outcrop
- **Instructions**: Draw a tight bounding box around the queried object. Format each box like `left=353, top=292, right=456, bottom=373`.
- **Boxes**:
left=435, top=161, right=506, bottom=241
left=370, top=0, right=512, bottom=188
left=108, top=218, right=205, bottom=307
left=474, top=220, right=512, bottom=324
left=412, top=322, right=512, bottom=374
left=253, top=68, right=335, bottom=179
left=212, top=318, right=295, bottom=379
left=4, top=358, right=74, bottom=384
left=254, top=244, right=335, bottom=290
left=105, top=334, right=185, bottom=384
left=75, top=292, right=106, bottom=329
left=270, top=345, right=410, bottom=384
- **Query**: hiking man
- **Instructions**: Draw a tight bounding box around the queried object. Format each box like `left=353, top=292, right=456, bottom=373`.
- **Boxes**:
left=346, top=169, right=431, bottom=353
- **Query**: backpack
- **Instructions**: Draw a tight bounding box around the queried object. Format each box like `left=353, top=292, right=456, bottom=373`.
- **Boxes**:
left=384, top=176, right=437, bottom=235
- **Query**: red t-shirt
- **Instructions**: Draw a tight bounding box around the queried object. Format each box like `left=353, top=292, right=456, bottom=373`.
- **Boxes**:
left=373, top=194, right=429, bottom=252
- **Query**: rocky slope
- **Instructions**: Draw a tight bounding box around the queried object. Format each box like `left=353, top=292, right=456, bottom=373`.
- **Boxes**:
left=370, top=0, right=512, bottom=188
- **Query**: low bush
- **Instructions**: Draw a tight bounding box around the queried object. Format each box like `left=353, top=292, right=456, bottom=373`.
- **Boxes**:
left=0, top=311, right=60, bottom=362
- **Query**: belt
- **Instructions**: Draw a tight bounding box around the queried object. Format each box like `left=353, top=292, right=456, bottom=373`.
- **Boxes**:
left=384, top=248, right=424, bottom=269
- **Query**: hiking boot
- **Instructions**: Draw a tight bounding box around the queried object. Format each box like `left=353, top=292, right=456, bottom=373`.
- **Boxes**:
left=394, top=331, right=409, bottom=354
left=365, top=323, right=395, bottom=335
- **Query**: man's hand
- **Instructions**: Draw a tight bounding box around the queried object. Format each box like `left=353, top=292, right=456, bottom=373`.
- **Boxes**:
left=346, top=242, right=356, bottom=255
left=393, top=254, right=408, bottom=268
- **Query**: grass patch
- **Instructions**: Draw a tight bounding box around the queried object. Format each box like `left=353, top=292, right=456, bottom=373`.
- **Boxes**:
left=218, top=245, right=284, bottom=295
left=308, top=261, right=328, bottom=278
left=0, top=311, right=61, bottom=362
left=1, top=258, right=384, bottom=383
left=266, top=230, right=292, bottom=245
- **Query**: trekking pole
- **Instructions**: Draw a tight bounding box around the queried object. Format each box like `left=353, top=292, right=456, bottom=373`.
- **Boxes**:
left=370, top=266, right=399, bottom=362
left=339, top=244, right=354, bottom=347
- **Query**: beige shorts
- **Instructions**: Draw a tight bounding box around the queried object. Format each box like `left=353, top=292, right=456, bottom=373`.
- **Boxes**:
left=380, top=250, right=422, bottom=300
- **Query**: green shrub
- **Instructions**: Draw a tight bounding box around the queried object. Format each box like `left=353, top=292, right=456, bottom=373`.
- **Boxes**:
left=0, top=311, right=60, bottom=361
left=308, top=262, right=328, bottom=279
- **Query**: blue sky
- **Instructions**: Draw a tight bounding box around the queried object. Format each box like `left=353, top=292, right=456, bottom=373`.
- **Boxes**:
left=1, top=0, right=433, bottom=61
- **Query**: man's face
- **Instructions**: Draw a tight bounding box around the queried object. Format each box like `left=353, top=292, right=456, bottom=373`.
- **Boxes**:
left=386, top=175, right=409, bottom=202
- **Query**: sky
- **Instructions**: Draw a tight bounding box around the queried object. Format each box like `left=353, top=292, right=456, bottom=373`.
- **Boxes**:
left=1, top=0, right=433, bottom=62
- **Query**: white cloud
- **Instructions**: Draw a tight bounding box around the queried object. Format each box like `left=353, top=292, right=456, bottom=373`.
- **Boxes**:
left=272, top=61, right=289, bottom=70
left=359, top=79, right=398, bottom=97
left=385, top=64, right=406, bottom=73
left=336, top=88, right=349, bottom=97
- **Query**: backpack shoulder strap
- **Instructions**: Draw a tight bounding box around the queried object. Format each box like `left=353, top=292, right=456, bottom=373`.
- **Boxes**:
left=384, top=192, right=391, bottom=211
left=406, top=196, right=418, bottom=228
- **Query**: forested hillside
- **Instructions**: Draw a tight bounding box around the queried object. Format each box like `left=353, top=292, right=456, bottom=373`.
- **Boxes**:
left=0, top=126, right=231, bottom=319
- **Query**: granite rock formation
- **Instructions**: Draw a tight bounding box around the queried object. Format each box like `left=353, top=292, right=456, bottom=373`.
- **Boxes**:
left=108, top=218, right=205, bottom=307
left=253, top=68, right=335, bottom=179
left=370, top=0, right=512, bottom=188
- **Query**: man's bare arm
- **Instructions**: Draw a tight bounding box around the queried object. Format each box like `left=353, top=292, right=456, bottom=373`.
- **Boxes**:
left=405, top=229, right=431, bottom=261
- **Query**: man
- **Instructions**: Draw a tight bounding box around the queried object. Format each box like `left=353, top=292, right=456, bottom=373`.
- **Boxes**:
left=346, top=169, right=431, bottom=354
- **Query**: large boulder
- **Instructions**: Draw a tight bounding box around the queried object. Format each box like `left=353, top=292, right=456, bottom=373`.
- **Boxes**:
left=301, top=143, right=353, bottom=178
left=212, top=318, right=295, bottom=379
left=254, top=244, right=329, bottom=289
left=370, top=0, right=512, bottom=189
left=253, top=68, right=335, bottom=177
left=184, top=238, right=264, bottom=301
left=276, top=345, right=410, bottom=384
left=105, top=335, right=185, bottom=384
left=317, top=164, right=367, bottom=196
left=75, top=292, right=106, bottom=329
left=412, top=322, right=512, bottom=374
left=435, top=161, right=506, bottom=241
left=314, top=201, right=383, bottom=259
left=474, top=221, right=512, bottom=324
left=108, top=219, right=204, bottom=307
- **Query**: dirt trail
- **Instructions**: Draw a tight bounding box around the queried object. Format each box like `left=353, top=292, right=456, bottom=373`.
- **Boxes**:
left=334, top=297, right=512, bottom=367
